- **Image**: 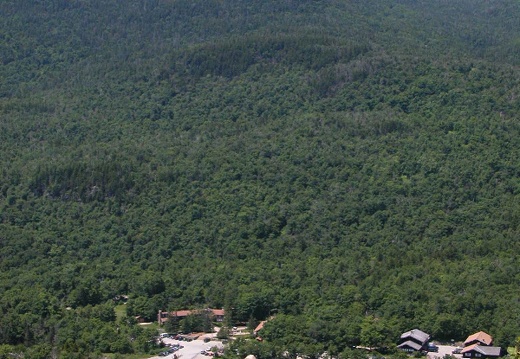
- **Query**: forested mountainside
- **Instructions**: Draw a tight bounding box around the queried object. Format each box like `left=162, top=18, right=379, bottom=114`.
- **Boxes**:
left=1, top=1, right=519, bottom=358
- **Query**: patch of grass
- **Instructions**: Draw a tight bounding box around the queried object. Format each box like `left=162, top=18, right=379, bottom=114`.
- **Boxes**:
left=114, top=304, right=127, bottom=321
left=140, top=322, right=159, bottom=331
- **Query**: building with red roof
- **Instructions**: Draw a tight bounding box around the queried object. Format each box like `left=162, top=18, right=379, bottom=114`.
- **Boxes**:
left=464, top=331, right=493, bottom=347
left=157, top=308, right=225, bottom=326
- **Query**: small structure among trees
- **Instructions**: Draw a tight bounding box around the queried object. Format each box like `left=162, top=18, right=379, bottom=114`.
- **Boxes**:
left=158, top=308, right=225, bottom=333
left=461, top=345, right=502, bottom=358
left=158, top=308, right=225, bottom=326
left=397, top=329, right=430, bottom=353
left=462, top=331, right=503, bottom=359
left=464, top=331, right=494, bottom=347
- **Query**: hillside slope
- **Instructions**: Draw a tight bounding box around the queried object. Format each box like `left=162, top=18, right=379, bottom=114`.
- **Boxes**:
left=0, top=1, right=519, bottom=358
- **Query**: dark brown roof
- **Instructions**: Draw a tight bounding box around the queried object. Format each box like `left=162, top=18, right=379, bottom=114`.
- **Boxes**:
left=461, top=344, right=501, bottom=357
left=398, top=341, right=423, bottom=351
left=400, top=329, right=430, bottom=344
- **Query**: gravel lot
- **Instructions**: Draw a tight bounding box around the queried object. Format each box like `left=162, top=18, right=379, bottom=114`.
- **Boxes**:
left=427, top=345, right=463, bottom=359
left=147, top=334, right=225, bottom=359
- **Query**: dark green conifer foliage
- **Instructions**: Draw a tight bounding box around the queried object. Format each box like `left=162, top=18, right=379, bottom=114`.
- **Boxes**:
left=0, top=0, right=519, bottom=357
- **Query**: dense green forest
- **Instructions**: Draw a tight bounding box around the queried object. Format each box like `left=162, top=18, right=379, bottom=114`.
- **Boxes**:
left=1, top=0, right=519, bottom=358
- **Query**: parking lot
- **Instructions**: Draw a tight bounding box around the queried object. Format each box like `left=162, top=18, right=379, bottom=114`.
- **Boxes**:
left=148, top=335, right=225, bottom=359
left=427, top=345, right=463, bottom=359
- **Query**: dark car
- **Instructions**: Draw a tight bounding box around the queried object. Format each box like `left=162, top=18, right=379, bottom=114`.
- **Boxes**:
left=427, top=343, right=439, bottom=353
left=452, top=347, right=463, bottom=354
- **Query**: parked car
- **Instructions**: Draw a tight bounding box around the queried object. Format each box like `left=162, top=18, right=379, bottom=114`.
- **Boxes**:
left=452, top=347, right=463, bottom=354
left=427, top=343, right=439, bottom=352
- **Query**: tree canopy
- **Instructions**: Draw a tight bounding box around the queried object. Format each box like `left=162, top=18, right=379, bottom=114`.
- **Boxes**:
left=0, top=0, right=519, bottom=358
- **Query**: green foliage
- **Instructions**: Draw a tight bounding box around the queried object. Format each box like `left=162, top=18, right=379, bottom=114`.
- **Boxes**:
left=163, top=315, right=180, bottom=334
left=126, top=297, right=157, bottom=322
left=360, top=316, right=399, bottom=349
left=217, top=327, right=230, bottom=340
left=178, top=33, right=369, bottom=79
left=179, top=313, right=213, bottom=333
left=0, top=345, right=19, bottom=359
left=1, top=0, right=520, bottom=358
